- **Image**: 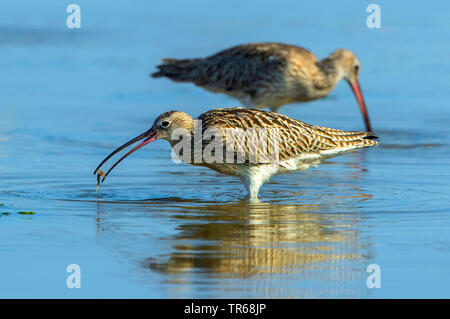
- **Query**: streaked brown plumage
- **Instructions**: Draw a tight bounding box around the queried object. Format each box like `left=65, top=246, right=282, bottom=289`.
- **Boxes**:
left=94, top=107, right=378, bottom=201
left=151, top=42, right=372, bottom=131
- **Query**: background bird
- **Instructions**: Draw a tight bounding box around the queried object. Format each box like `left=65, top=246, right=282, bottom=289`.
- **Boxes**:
left=94, top=107, right=378, bottom=201
left=151, top=42, right=373, bottom=131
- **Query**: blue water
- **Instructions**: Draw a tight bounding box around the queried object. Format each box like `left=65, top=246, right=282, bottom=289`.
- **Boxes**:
left=0, top=0, right=449, bottom=298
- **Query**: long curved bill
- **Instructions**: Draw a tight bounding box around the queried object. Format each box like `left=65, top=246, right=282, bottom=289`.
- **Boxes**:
left=348, top=79, right=372, bottom=132
left=93, top=129, right=159, bottom=183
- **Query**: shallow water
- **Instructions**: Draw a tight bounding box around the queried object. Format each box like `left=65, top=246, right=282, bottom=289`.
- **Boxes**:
left=0, top=0, right=450, bottom=298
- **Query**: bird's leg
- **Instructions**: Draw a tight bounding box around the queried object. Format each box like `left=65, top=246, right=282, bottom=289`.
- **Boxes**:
left=239, top=174, right=262, bottom=203
left=239, top=166, right=277, bottom=202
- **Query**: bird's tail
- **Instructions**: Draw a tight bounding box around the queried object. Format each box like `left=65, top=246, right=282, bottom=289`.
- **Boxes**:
left=150, top=58, right=202, bottom=82
left=309, top=126, right=379, bottom=159
left=332, top=129, right=378, bottom=148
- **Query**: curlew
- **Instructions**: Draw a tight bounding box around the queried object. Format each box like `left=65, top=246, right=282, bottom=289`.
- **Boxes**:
left=94, top=108, right=378, bottom=201
left=151, top=42, right=373, bottom=131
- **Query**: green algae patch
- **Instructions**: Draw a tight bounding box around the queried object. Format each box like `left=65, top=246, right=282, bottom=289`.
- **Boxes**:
left=18, top=211, right=35, bottom=215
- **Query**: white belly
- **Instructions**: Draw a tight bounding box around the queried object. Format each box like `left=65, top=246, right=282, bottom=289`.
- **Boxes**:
left=277, top=154, right=322, bottom=173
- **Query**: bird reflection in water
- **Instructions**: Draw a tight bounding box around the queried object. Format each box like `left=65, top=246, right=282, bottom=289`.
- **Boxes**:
left=93, top=157, right=375, bottom=297
left=138, top=201, right=371, bottom=278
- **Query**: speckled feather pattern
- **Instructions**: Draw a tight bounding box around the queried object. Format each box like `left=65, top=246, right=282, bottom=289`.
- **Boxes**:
left=96, top=107, right=378, bottom=200
left=152, top=43, right=342, bottom=110
left=196, top=107, right=378, bottom=164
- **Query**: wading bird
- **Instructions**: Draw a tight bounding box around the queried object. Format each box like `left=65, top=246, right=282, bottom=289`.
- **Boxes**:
left=151, top=42, right=372, bottom=131
left=94, top=108, right=378, bottom=201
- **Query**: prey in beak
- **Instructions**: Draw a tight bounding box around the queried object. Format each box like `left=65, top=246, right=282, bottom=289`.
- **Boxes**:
left=93, top=129, right=160, bottom=185
left=93, top=110, right=193, bottom=189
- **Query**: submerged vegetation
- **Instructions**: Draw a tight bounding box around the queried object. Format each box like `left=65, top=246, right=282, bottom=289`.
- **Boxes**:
left=0, top=210, right=36, bottom=216
left=18, top=211, right=35, bottom=215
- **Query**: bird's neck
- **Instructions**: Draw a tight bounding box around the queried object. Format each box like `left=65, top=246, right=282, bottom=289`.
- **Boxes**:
left=166, top=119, right=196, bottom=149
left=314, top=56, right=344, bottom=93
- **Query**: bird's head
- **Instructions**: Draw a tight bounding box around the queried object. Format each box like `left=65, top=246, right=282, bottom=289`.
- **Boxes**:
left=330, top=49, right=372, bottom=132
left=93, top=111, right=194, bottom=182
left=331, top=49, right=361, bottom=84
left=150, top=111, right=194, bottom=141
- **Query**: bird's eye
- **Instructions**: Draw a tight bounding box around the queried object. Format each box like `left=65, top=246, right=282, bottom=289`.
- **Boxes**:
left=160, top=120, right=170, bottom=128
left=354, top=65, right=360, bottom=73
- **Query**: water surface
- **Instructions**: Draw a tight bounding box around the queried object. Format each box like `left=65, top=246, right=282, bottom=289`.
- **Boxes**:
left=0, top=0, right=449, bottom=298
